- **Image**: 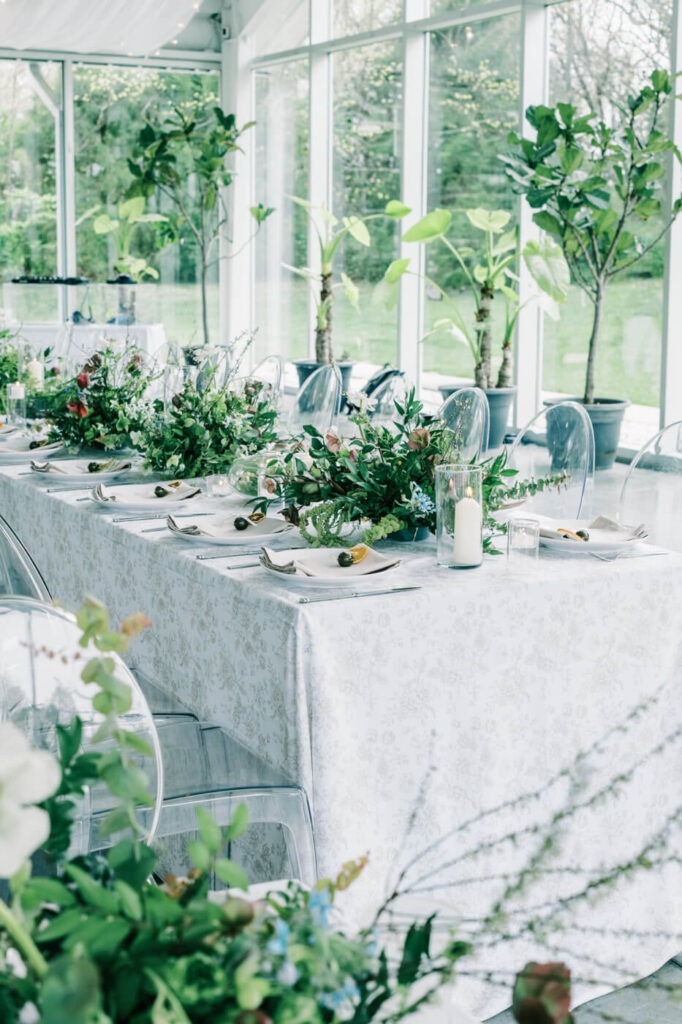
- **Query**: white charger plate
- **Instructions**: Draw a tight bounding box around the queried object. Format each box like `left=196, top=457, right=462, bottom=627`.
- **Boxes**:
left=539, top=518, right=640, bottom=555
left=31, top=457, right=137, bottom=483
left=0, top=437, right=63, bottom=462
left=89, top=480, right=204, bottom=512
left=167, top=514, right=293, bottom=546
left=260, top=546, right=402, bottom=589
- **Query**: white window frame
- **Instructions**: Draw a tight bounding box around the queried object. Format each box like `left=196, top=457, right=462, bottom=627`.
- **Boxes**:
left=232, top=0, right=682, bottom=437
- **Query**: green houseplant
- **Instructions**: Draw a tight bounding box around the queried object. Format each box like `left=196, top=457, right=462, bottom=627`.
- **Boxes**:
left=287, top=198, right=410, bottom=390
left=128, top=105, right=272, bottom=350
left=92, top=196, right=166, bottom=284
left=388, top=208, right=569, bottom=447
left=501, top=68, right=682, bottom=467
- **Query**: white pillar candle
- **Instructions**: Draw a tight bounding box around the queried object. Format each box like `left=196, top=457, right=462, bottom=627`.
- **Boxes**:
left=453, top=486, right=482, bottom=566
left=27, top=358, right=44, bottom=389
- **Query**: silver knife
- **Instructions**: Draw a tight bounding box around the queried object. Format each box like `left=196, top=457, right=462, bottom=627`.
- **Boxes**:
left=197, top=546, right=307, bottom=560
left=298, top=585, right=421, bottom=604
left=112, top=512, right=215, bottom=523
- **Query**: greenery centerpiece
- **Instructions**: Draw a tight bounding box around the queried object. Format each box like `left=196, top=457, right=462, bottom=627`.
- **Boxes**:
left=0, top=329, right=20, bottom=415
left=136, top=372, right=278, bottom=479
left=501, top=69, right=682, bottom=465
left=255, top=391, right=566, bottom=549
left=127, top=105, right=272, bottom=349
left=287, top=197, right=410, bottom=383
left=45, top=347, right=154, bottom=452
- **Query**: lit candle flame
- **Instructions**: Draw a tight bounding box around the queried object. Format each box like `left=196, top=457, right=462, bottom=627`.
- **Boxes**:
left=465, top=486, right=473, bottom=498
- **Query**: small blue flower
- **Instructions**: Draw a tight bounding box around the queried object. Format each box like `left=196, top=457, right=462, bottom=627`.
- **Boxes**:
left=410, top=483, right=435, bottom=514
left=277, top=960, right=300, bottom=986
left=320, top=980, right=361, bottom=1013
left=308, top=887, right=332, bottom=929
left=267, top=918, right=290, bottom=955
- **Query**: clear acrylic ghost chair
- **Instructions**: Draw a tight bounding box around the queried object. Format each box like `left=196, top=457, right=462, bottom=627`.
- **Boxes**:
left=0, top=597, right=164, bottom=852
left=437, top=387, right=490, bottom=460
left=0, top=541, right=317, bottom=883
left=368, top=373, right=410, bottom=427
left=508, top=401, right=595, bottom=518
left=285, top=363, right=342, bottom=436
left=0, top=515, right=51, bottom=600
left=618, top=421, right=682, bottom=551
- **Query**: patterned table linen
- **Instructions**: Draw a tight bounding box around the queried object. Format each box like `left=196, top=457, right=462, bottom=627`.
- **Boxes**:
left=1, top=462, right=682, bottom=1017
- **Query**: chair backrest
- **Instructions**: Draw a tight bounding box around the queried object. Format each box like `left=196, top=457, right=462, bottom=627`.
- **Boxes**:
left=362, top=366, right=404, bottom=399
left=287, top=363, right=342, bottom=435
left=251, top=354, right=283, bottom=395
left=0, top=597, right=163, bottom=850
left=619, top=421, right=682, bottom=551
left=508, top=400, right=595, bottom=518
left=437, top=387, right=490, bottom=461
left=369, top=373, right=410, bottom=425
left=0, top=515, right=51, bottom=600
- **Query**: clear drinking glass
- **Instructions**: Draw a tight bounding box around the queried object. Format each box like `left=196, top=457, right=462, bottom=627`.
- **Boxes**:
left=204, top=474, right=232, bottom=498
left=5, top=383, right=26, bottom=425
left=436, top=464, right=483, bottom=568
left=506, top=517, right=540, bottom=562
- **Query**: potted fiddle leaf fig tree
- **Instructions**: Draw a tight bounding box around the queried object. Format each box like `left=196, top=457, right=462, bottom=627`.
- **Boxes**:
left=501, top=69, right=682, bottom=468
left=387, top=207, right=569, bottom=447
left=287, top=197, right=410, bottom=391
left=128, top=106, right=273, bottom=349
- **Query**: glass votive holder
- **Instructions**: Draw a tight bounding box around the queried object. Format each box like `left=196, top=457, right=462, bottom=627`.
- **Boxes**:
left=436, top=464, right=483, bottom=569
left=506, top=517, right=540, bottom=562
left=5, top=382, right=26, bottom=425
left=204, top=473, right=232, bottom=498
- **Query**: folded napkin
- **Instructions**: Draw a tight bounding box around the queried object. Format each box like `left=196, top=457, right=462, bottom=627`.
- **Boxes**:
left=30, top=459, right=66, bottom=474
left=260, top=547, right=312, bottom=575
left=92, top=483, right=116, bottom=502
left=260, top=545, right=401, bottom=578
left=538, top=515, right=648, bottom=542
left=167, top=515, right=208, bottom=537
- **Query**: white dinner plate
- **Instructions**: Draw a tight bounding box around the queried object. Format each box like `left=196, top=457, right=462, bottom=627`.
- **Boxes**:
left=0, top=437, right=63, bottom=462
left=260, top=546, right=402, bottom=588
left=31, top=457, right=137, bottom=483
left=167, top=513, right=293, bottom=546
left=539, top=518, right=640, bottom=555
left=89, top=480, right=204, bottom=511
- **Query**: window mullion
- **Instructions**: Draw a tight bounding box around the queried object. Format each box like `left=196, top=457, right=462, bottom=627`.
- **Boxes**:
left=661, top=0, right=682, bottom=427
left=399, top=6, right=428, bottom=389
left=514, top=0, right=549, bottom=427
left=307, top=0, right=332, bottom=359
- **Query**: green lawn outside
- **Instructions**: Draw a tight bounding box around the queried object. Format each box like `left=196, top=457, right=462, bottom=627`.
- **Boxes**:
left=4, top=274, right=663, bottom=407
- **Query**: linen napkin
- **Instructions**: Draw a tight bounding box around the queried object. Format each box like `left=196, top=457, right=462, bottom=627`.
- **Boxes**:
left=538, top=515, right=648, bottom=542
left=30, top=459, right=67, bottom=474
left=260, top=546, right=401, bottom=578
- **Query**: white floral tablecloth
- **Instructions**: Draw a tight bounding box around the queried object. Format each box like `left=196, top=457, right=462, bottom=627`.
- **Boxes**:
left=1, top=462, right=681, bottom=1019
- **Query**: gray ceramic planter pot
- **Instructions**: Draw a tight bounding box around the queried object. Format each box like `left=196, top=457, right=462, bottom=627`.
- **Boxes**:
left=545, top=397, right=630, bottom=470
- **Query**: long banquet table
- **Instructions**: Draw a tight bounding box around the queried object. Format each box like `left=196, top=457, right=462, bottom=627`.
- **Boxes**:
left=1, top=462, right=682, bottom=1017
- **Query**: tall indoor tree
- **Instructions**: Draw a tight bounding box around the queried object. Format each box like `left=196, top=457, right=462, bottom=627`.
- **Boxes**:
left=127, top=105, right=272, bottom=348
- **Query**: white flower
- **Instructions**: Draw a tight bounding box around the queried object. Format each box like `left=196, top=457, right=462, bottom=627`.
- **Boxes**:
left=346, top=390, right=376, bottom=414
left=0, top=722, right=60, bottom=879
left=5, top=948, right=27, bottom=978
left=19, top=1004, right=39, bottom=1024
left=167, top=453, right=181, bottom=469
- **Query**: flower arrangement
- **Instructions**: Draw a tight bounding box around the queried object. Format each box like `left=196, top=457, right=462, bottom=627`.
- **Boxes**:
left=136, top=374, right=278, bottom=478
left=45, top=347, right=154, bottom=451
left=255, top=391, right=566, bottom=550
left=0, top=330, right=20, bottom=413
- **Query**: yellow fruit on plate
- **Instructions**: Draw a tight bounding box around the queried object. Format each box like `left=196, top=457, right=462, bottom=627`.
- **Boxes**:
left=348, top=544, right=369, bottom=564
